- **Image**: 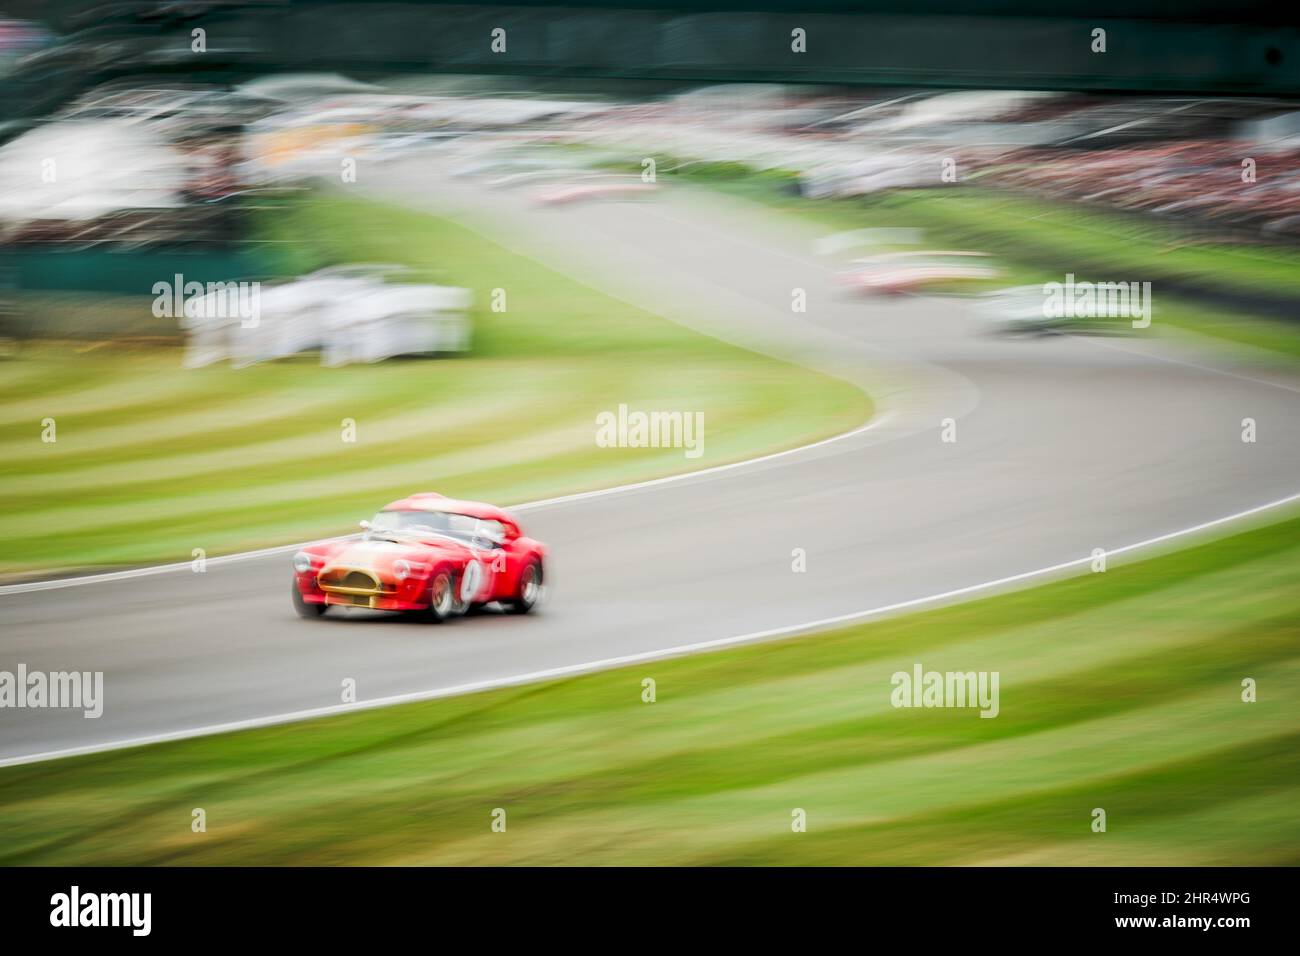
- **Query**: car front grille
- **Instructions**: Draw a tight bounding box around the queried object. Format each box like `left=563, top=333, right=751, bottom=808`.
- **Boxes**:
left=317, top=568, right=390, bottom=596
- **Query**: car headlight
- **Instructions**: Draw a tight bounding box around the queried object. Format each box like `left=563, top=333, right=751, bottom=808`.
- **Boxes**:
left=292, top=552, right=314, bottom=574
left=394, top=558, right=412, bottom=580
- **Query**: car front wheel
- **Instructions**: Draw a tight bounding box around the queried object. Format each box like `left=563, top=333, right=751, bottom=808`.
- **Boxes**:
left=291, top=581, right=328, bottom=618
left=504, top=560, right=542, bottom=614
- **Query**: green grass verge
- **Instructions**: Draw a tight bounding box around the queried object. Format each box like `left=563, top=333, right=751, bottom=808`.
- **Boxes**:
left=2, top=511, right=1296, bottom=865
left=0, top=194, right=869, bottom=572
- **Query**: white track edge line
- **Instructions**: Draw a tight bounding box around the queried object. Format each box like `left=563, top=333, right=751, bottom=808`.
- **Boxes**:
left=2, top=487, right=1297, bottom=769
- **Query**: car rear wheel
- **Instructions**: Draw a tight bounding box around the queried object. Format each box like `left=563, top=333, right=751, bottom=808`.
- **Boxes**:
left=291, top=581, right=328, bottom=618
left=423, top=569, right=456, bottom=623
left=504, top=560, right=542, bottom=614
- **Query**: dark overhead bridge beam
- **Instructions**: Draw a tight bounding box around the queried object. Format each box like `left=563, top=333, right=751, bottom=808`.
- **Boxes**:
left=4, top=2, right=1298, bottom=129
left=258, top=5, right=1300, bottom=95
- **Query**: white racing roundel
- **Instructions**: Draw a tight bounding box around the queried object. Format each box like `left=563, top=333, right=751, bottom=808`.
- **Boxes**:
left=460, top=559, right=484, bottom=601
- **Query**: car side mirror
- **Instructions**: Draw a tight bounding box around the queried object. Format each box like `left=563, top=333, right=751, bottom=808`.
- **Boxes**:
left=359, top=520, right=371, bottom=531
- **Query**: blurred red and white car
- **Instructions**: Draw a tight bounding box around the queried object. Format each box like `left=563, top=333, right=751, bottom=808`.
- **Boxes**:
left=839, top=251, right=999, bottom=295
left=535, top=180, right=656, bottom=205
left=292, top=493, right=546, bottom=622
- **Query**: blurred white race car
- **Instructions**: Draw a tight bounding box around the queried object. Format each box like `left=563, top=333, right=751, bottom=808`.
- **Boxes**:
left=970, top=285, right=1133, bottom=337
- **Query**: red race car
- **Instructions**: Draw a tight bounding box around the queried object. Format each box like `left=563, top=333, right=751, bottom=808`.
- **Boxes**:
left=291, top=493, right=546, bottom=622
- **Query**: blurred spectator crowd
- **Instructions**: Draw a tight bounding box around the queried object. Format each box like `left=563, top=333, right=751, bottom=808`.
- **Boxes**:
left=985, top=141, right=1300, bottom=237
left=568, top=88, right=1300, bottom=239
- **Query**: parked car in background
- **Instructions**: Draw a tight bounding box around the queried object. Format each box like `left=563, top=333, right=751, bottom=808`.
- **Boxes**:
left=180, top=264, right=471, bottom=367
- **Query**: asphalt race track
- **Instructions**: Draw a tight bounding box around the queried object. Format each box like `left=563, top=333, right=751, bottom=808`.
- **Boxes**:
left=3, top=163, right=1299, bottom=763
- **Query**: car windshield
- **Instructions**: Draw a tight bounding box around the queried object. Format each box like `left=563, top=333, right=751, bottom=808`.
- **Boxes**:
left=369, top=509, right=505, bottom=545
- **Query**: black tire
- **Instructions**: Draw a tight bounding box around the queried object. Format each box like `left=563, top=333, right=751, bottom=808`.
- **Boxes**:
left=291, top=581, right=328, bottom=618
left=504, top=559, right=542, bottom=615
left=422, top=569, right=456, bottom=623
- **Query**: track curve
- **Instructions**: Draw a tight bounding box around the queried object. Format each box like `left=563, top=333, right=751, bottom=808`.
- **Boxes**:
left=3, top=167, right=1298, bottom=763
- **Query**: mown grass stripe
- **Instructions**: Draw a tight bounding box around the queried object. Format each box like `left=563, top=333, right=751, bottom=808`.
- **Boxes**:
left=0, top=381, right=342, bottom=465
left=388, top=662, right=1295, bottom=866
left=979, top=786, right=1300, bottom=866
left=0, top=355, right=252, bottom=437
left=3, top=419, right=598, bottom=538
left=0, top=353, right=244, bottom=416
left=0, top=378, right=557, bottom=498
left=0, top=351, right=786, bottom=497
left=705, top=732, right=1300, bottom=866
left=3, top=385, right=863, bottom=569
left=484, top=613, right=1297, bottom=811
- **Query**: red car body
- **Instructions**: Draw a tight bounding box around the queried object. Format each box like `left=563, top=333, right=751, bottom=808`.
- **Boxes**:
left=291, top=493, right=546, bottom=621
